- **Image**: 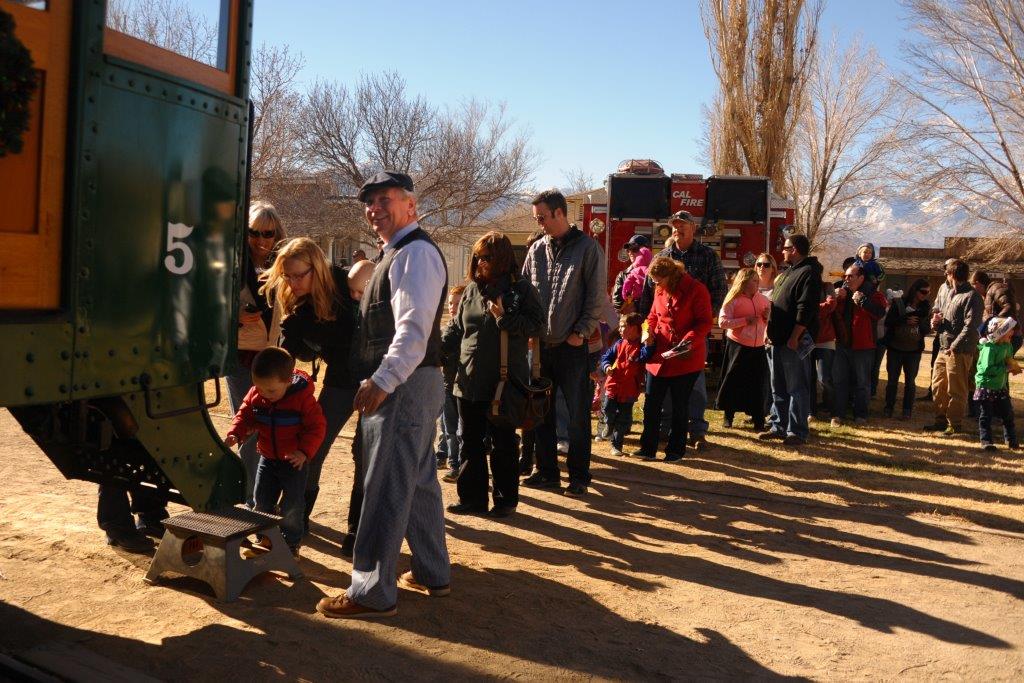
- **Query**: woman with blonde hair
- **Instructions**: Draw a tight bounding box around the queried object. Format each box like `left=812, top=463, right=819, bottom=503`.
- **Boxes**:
left=754, top=252, right=778, bottom=296
left=228, top=201, right=286, bottom=507
left=716, top=268, right=771, bottom=429
left=638, top=256, right=713, bottom=461
left=265, top=237, right=363, bottom=556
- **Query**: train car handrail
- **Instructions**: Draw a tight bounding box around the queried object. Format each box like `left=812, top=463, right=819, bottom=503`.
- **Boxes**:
left=140, top=375, right=221, bottom=420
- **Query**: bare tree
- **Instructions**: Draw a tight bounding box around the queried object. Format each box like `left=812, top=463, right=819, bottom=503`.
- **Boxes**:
left=561, top=167, right=596, bottom=194
left=700, top=0, right=822, bottom=193
left=298, top=72, right=536, bottom=242
left=895, top=0, right=1024, bottom=249
left=788, top=36, right=908, bottom=248
left=107, top=0, right=219, bottom=66
left=250, top=44, right=305, bottom=186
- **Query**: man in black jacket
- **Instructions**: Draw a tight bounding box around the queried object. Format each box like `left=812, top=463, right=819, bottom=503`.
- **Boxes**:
left=760, top=234, right=822, bottom=445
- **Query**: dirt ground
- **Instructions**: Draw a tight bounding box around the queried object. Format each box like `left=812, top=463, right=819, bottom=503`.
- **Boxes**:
left=2, top=367, right=1024, bottom=681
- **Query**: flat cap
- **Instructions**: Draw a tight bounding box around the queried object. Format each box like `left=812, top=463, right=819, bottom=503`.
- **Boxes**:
left=357, top=170, right=414, bottom=202
left=669, top=210, right=695, bottom=223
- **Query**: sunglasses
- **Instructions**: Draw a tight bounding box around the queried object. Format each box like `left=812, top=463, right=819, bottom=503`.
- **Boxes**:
left=755, top=262, right=772, bottom=268
left=283, top=268, right=312, bottom=282
left=248, top=228, right=276, bottom=239
left=476, top=254, right=493, bottom=263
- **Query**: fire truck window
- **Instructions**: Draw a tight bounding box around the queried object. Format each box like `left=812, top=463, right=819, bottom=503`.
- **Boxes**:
left=9, top=1, right=48, bottom=9
left=106, top=0, right=230, bottom=70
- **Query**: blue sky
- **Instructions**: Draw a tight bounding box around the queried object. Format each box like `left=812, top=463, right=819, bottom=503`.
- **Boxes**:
left=250, top=0, right=911, bottom=189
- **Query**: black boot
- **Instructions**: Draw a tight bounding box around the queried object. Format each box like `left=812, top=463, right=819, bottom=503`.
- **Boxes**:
left=105, top=526, right=154, bottom=554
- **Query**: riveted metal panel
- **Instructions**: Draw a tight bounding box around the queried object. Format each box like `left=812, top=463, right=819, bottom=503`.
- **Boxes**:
left=123, top=386, right=244, bottom=511
left=0, top=322, right=74, bottom=405
left=70, top=67, right=246, bottom=399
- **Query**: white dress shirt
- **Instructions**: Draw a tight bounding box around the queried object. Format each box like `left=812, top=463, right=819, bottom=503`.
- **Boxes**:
left=371, top=221, right=447, bottom=394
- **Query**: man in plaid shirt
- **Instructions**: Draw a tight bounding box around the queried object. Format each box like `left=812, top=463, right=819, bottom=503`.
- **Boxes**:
left=638, top=210, right=727, bottom=451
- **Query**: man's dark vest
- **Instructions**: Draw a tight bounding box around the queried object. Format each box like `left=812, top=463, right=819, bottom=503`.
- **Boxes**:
left=352, top=227, right=447, bottom=381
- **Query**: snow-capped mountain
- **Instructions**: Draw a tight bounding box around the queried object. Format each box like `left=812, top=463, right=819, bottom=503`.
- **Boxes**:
left=817, top=195, right=995, bottom=272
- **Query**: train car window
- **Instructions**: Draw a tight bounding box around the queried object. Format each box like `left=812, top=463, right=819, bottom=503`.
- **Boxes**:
left=0, top=0, right=72, bottom=309
left=104, top=0, right=237, bottom=95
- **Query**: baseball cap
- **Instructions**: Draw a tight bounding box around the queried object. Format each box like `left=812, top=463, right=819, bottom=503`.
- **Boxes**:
left=669, top=210, right=695, bottom=223
left=624, top=234, right=650, bottom=250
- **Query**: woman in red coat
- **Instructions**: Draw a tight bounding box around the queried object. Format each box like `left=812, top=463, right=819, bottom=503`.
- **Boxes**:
left=639, top=257, right=714, bottom=461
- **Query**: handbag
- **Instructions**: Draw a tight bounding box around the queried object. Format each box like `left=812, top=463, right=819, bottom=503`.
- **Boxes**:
left=890, top=298, right=922, bottom=351
left=488, top=331, right=552, bottom=431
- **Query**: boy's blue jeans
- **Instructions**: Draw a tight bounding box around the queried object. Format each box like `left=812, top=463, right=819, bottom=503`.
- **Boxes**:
left=437, top=388, right=461, bottom=469
left=979, top=393, right=1018, bottom=446
left=603, top=398, right=636, bottom=449
left=254, top=456, right=306, bottom=549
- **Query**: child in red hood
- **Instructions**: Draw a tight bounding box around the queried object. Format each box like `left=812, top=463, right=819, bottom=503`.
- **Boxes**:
left=600, top=313, right=650, bottom=456
left=226, top=346, right=326, bottom=555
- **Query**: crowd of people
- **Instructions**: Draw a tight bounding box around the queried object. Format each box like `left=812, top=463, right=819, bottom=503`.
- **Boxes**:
left=96, top=172, right=1022, bottom=619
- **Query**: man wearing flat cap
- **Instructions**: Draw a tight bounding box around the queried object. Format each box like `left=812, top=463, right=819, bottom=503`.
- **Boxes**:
left=638, top=210, right=726, bottom=452
left=317, top=170, right=451, bottom=619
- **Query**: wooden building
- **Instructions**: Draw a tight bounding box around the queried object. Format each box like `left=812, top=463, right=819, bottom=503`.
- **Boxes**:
left=878, top=237, right=1024, bottom=302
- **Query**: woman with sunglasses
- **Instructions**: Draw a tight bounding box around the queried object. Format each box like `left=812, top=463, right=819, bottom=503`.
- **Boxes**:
left=754, top=253, right=778, bottom=296
left=227, top=201, right=286, bottom=507
left=441, top=231, right=544, bottom=517
left=754, top=253, right=779, bottom=417
left=261, top=237, right=365, bottom=556
left=882, top=278, right=932, bottom=418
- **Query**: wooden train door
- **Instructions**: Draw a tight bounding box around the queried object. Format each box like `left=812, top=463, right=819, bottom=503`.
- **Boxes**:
left=0, top=1, right=72, bottom=310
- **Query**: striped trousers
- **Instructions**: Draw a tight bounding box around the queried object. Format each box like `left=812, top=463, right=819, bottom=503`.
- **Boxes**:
left=348, top=367, right=449, bottom=609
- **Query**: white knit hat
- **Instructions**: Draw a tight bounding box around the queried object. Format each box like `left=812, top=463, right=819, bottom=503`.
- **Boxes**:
left=987, top=316, right=1018, bottom=342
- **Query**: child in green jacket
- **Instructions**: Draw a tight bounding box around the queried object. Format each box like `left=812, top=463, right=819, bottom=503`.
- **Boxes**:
left=974, top=317, right=1020, bottom=451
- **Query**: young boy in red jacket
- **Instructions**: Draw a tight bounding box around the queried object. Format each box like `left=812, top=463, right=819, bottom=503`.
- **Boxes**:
left=600, top=314, right=650, bottom=456
left=226, top=346, right=326, bottom=556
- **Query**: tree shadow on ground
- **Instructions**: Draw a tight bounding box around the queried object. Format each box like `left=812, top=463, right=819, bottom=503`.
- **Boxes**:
left=0, top=568, right=801, bottom=680
left=447, top=509, right=1010, bottom=650
left=685, top=435, right=1024, bottom=533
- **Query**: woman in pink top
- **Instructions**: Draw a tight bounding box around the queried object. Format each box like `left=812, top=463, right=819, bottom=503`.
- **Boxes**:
left=716, top=268, right=771, bottom=430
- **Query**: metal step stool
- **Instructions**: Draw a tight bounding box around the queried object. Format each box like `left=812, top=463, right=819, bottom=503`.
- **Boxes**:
left=144, top=505, right=302, bottom=602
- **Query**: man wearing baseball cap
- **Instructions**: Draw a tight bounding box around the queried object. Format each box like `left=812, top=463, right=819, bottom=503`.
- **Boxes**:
left=638, top=210, right=727, bottom=451
left=317, top=169, right=451, bottom=618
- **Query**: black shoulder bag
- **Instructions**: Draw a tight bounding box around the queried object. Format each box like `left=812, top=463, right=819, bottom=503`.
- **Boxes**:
left=488, top=331, right=552, bottom=431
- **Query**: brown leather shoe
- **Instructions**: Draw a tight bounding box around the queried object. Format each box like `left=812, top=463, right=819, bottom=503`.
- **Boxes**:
left=316, top=594, right=396, bottom=619
left=398, top=570, right=451, bottom=597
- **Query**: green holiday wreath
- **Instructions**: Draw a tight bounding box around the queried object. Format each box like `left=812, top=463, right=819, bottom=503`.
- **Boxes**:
left=0, top=8, right=37, bottom=158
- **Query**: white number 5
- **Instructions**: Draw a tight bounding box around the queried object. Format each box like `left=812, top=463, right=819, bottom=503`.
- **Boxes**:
left=164, top=222, right=195, bottom=275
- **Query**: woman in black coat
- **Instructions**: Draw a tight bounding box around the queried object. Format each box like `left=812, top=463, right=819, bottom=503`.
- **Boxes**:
left=441, top=232, right=545, bottom=518
left=265, top=237, right=362, bottom=556
left=883, top=278, right=932, bottom=418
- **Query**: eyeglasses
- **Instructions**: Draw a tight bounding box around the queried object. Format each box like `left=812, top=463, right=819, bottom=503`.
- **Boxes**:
left=476, top=254, right=493, bottom=263
left=248, top=228, right=276, bottom=239
left=755, top=262, right=772, bottom=268
left=283, top=268, right=312, bottom=282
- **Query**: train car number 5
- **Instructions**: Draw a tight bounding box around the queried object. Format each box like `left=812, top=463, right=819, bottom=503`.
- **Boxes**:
left=164, top=222, right=195, bottom=275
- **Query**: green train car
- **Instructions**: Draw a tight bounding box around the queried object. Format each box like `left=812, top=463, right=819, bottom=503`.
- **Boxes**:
left=0, top=0, right=256, bottom=511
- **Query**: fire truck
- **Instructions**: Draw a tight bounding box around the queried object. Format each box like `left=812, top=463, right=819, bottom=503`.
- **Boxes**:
left=580, top=160, right=795, bottom=368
